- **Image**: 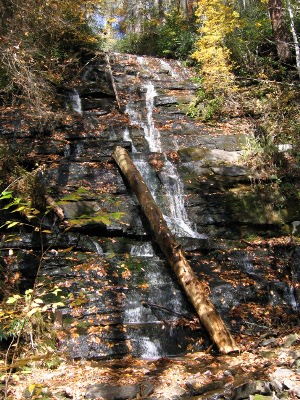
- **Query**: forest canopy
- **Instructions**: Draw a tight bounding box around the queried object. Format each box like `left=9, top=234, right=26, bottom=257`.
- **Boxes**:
left=0, top=0, right=299, bottom=125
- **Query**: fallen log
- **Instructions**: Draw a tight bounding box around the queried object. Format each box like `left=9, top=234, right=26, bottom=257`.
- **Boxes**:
left=113, top=146, right=239, bottom=354
left=45, top=195, right=65, bottom=222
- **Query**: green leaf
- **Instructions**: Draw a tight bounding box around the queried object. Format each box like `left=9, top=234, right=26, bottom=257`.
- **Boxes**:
left=6, top=221, right=20, bottom=229
left=94, top=214, right=110, bottom=225
left=51, top=302, right=65, bottom=311
left=0, top=191, right=13, bottom=200
left=51, top=288, right=62, bottom=296
left=6, top=295, right=21, bottom=304
left=107, top=252, right=115, bottom=259
left=77, top=187, right=89, bottom=194
left=26, top=307, right=40, bottom=317
left=110, top=212, right=125, bottom=221
left=2, top=234, right=21, bottom=241
left=26, top=214, right=38, bottom=220
left=2, top=202, right=17, bottom=210
left=33, top=298, right=44, bottom=304
left=20, top=369, right=32, bottom=375
left=12, top=205, right=26, bottom=212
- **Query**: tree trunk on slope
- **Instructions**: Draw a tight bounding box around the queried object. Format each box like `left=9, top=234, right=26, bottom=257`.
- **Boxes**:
left=112, top=146, right=239, bottom=355
left=286, top=0, right=300, bottom=78
left=268, top=0, right=292, bottom=62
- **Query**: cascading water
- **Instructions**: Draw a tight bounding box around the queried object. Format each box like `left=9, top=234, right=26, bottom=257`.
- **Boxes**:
left=123, top=127, right=137, bottom=152
left=132, top=156, right=161, bottom=201
left=123, top=241, right=193, bottom=359
left=69, top=89, right=82, bottom=114
left=144, top=82, right=162, bottom=152
left=125, top=75, right=202, bottom=238
left=160, top=59, right=179, bottom=79
left=130, top=242, right=154, bottom=257
left=159, top=159, right=203, bottom=238
left=120, top=56, right=204, bottom=359
left=125, top=82, right=161, bottom=153
left=93, top=240, right=104, bottom=255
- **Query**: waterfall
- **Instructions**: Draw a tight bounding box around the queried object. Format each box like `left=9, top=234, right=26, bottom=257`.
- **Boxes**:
left=69, top=89, right=82, bottom=114
left=133, top=151, right=202, bottom=238
left=123, top=257, right=191, bottom=358
left=160, top=158, right=204, bottom=238
left=133, top=157, right=161, bottom=201
left=123, top=128, right=137, bottom=152
left=130, top=242, right=154, bottom=257
left=125, top=78, right=202, bottom=238
left=144, top=82, right=162, bottom=152
left=160, top=59, right=179, bottom=78
left=92, top=240, right=104, bottom=255
left=125, top=82, right=161, bottom=152
left=138, top=338, right=161, bottom=359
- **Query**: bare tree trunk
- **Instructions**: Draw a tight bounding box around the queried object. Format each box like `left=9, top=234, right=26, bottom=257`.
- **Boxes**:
left=268, top=0, right=292, bottom=62
left=154, top=0, right=165, bottom=19
left=113, top=146, right=239, bottom=354
left=286, top=0, right=300, bottom=78
left=180, top=0, right=188, bottom=16
left=105, top=54, right=121, bottom=110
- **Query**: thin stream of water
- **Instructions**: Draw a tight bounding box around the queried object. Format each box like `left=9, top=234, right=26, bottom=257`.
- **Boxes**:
left=69, top=89, right=83, bottom=114
left=122, top=57, right=203, bottom=358
left=125, top=76, right=202, bottom=238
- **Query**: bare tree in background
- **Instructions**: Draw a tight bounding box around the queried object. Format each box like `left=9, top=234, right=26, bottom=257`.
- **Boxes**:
left=268, top=0, right=292, bottom=62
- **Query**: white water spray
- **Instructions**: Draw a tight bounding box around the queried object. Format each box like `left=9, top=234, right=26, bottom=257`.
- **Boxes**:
left=123, top=127, right=137, bottom=152
left=130, top=242, right=154, bottom=257
left=69, top=89, right=82, bottom=114
left=134, top=155, right=202, bottom=238
left=160, top=158, right=204, bottom=238
left=144, top=82, right=162, bottom=152
left=125, top=82, right=161, bottom=152
left=125, top=64, right=202, bottom=237
left=139, top=338, right=161, bottom=359
left=160, top=59, right=179, bottom=79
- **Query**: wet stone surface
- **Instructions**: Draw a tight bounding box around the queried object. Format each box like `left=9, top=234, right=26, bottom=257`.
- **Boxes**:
left=1, top=52, right=300, bottom=363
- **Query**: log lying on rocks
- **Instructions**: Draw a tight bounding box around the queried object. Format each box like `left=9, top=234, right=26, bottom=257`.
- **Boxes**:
left=45, top=195, right=65, bottom=221
left=113, top=146, right=239, bottom=354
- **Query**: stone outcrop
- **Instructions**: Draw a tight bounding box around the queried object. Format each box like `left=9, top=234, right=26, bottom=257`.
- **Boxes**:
left=0, top=52, right=299, bottom=360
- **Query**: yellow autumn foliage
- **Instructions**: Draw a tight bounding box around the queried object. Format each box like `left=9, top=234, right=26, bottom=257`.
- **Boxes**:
left=192, top=0, right=240, bottom=95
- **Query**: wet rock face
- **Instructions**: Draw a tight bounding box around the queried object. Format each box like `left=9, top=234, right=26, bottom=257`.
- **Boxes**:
left=1, top=52, right=299, bottom=360
left=85, top=382, right=154, bottom=399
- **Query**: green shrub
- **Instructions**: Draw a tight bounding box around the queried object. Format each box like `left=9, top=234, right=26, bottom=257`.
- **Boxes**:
left=225, top=2, right=277, bottom=77
left=188, top=87, right=224, bottom=121
left=116, top=9, right=196, bottom=60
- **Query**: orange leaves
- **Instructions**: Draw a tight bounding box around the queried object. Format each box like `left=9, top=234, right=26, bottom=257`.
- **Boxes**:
left=70, top=327, right=80, bottom=338
left=74, top=262, right=107, bottom=277
left=219, top=269, right=255, bottom=287
left=119, top=263, right=132, bottom=280
left=149, top=157, right=164, bottom=171
left=138, top=282, right=149, bottom=290
left=166, top=151, right=180, bottom=162
left=87, top=325, right=109, bottom=335
left=70, top=307, right=85, bottom=318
